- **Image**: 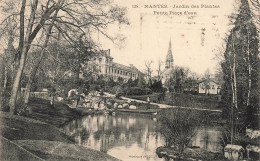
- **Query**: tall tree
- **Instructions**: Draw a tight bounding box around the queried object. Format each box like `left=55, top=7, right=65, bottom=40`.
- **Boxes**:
left=144, top=60, right=153, bottom=86
left=0, top=0, right=128, bottom=114
left=156, top=59, right=164, bottom=81
left=220, top=0, right=259, bottom=140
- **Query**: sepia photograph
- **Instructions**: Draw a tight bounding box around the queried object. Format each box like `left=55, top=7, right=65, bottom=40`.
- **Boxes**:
left=0, top=0, right=259, bottom=160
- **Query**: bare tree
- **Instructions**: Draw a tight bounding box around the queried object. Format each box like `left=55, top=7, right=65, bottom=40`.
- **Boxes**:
left=156, top=59, right=163, bottom=81
left=144, top=60, right=153, bottom=86
left=1, top=0, right=129, bottom=114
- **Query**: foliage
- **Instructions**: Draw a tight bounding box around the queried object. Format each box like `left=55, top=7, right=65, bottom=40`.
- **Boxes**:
left=158, top=108, right=203, bottom=153
left=220, top=0, right=259, bottom=129
left=125, top=87, right=152, bottom=96
left=165, top=77, right=175, bottom=92
left=150, top=80, right=164, bottom=93
left=117, top=77, right=124, bottom=85
left=107, top=78, right=117, bottom=88
left=0, top=0, right=129, bottom=114
left=137, top=75, right=147, bottom=88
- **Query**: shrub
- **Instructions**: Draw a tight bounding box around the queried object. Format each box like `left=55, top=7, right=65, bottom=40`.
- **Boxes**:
left=126, top=87, right=152, bottom=95
left=158, top=108, right=203, bottom=153
left=1, top=106, right=10, bottom=112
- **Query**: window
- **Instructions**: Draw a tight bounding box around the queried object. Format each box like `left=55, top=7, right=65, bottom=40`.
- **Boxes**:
left=212, top=85, right=215, bottom=90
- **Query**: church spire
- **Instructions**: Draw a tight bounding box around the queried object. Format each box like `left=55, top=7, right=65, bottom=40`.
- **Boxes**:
left=168, top=37, right=172, bottom=53
left=165, top=38, right=173, bottom=69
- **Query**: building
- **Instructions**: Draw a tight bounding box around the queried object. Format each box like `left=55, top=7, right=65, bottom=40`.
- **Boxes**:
left=87, top=49, right=141, bottom=82
left=161, top=38, right=174, bottom=85
left=198, top=79, right=221, bottom=95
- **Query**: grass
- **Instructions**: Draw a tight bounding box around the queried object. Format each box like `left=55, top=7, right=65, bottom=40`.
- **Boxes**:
left=0, top=137, right=43, bottom=161
left=24, top=97, right=81, bottom=127
left=0, top=97, right=120, bottom=160
left=128, top=93, right=221, bottom=109
left=127, top=93, right=161, bottom=103
left=13, top=140, right=120, bottom=161
left=0, top=112, right=71, bottom=142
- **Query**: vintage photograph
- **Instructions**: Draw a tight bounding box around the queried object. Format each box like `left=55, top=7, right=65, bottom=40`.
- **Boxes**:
left=0, top=0, right=259, bottom=160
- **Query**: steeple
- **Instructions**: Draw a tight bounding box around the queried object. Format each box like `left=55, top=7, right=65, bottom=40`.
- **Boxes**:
left=165, top=38, right=173, bottom=69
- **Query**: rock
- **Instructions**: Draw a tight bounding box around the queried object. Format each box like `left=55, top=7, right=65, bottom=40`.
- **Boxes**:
left=93, top=103, right=99, bottom=110
left=99, top=103, right=106, bottom=110
left=224, top=144, right=244, bottom=160
left=246, top=128, right=260, bottom=139
left=56, top=97, right=63, bottom=101
left=42, top=88, right=48, bottom=92
left=114, top=103, right=118, bottom=108
left=118, top=105, right=123, bottom=109
left=129, top=105, right=137, bottom=109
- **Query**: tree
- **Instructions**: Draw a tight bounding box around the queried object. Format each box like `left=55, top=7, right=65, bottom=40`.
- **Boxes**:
left=144, top=60, right=153, bottom=86
left=117, top=77, right=124, bottom=85
left=0, top=7, right=18, bottom=108
left=23, top=14, right=59, bottom=104
left=202, top=68, right=211, bottom=94
left=156, top=59, right=164, bottom=80
left=158, top=109, right=203, bottom=153
left=137, top=74, right=146, bottom=88
left=150, top=80, right=163, bottom=93
left=220, top=0, right=259, bottom=143
left=0, top=0, right=129, bottom=114
left=173, top=66, right=190, bottom=94
left=250, top=0, right=260, bottom=32
left=165, top=77, right=175, bottom=92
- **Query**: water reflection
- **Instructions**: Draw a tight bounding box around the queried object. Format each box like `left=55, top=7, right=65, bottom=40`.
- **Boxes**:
left=63, top=114, right=223, bottom=161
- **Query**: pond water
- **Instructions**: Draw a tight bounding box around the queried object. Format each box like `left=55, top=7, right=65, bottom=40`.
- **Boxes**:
left=62, top=114, right=223, bottom=161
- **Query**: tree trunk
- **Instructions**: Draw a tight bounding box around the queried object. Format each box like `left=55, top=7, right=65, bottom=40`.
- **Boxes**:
left=9, top=0, right=38, bottom=114
left=9, top=48, right=28, bottom=113
left=24, top=24, right=57, bottom=103
left=246, top=30, right=252, bottom=107
left=0, top=58, right=4, bottom=109
left=24, top=64, right=39, bottom=104
left=3, top=63, right=8, bottom=90
left=229, top=35, right=238, bottom=144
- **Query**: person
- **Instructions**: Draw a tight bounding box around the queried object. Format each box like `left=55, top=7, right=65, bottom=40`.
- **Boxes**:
left=49, top=87, right=56, bottom=106
left=147, top=97, right=150, bottom=104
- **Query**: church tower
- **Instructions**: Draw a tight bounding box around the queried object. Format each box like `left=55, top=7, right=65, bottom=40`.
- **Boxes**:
left=165, top=38, right=173, bottom=69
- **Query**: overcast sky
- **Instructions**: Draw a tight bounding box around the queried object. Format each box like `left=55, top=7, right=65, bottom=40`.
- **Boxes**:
left=0, top=0, right=238, bottom=76
left=99, top=0, right=237, bottom=75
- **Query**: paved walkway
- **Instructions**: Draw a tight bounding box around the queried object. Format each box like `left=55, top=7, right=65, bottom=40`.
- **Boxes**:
left=104, top=92, right=222, bottom=113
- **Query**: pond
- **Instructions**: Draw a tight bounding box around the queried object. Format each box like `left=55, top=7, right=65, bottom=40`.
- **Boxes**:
left=62, top=114, right=223, bottom=161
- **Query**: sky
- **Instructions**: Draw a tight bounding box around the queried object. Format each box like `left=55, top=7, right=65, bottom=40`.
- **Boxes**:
left=99, top=0, right=237, bottom=75
left=0, top=0, right=238, bottom=76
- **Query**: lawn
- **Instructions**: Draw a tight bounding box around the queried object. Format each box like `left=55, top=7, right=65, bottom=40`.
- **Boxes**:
left=0, top=97, right=120, bottom=160
left=128, top=93, right=221, bottom=109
